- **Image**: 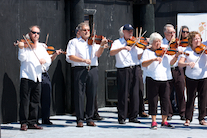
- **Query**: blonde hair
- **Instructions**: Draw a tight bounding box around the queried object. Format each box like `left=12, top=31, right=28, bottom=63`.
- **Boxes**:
left=188, top=31, right=201, bottom=47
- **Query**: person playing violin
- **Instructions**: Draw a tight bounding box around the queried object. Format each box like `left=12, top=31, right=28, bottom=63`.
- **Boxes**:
left=141, top=32, right=181, bottom=129
left=18, top=25, right=51, bottom=131
left=67, top=22, right=108, bottom=127
left=162, top=24, right=186, bottom=121
left=178, top=31, right=207, bottom=126
left=110, top=24, right=142, bottom=124
left=38, top=41, right=63, bottom=125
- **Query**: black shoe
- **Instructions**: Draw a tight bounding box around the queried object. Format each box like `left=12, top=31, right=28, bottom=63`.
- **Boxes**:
left=93, top=114, right=103, bottom=120
left=42, top=119, right=53, bottom=125
left=167, top=116, right=172, bottom=120
left=118, top=119, right=126, bottom=124
left=129, top=118, right=141, bottom=123
left=180, top=116, right=186, bottom=120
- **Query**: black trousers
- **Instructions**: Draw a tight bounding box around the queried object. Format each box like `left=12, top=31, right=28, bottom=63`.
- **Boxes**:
left=117, top=66, right=139, bottom=121
left=146, top=77, right=170, bottom=115
left=137, top=65, right=145, bottom=114
left=19, top=78, right=41, bottom=125
left=168, top=67, right=186, bottom=117
left=41, top=72, right=51, bottom=120
left=73, top=66, right=98, bottom=123
left=185, top=77, right=207, bottom=121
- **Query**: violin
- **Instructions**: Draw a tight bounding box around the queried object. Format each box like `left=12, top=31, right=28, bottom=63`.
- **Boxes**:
left=14, top=38, right=34, bottom=48
left=155, top=48, right=189, bottom=57
left=88, top=35, right=113, bottom=45
left=170, top=38, right=189, bottom=48
left=127, top=36, right=148, bottom=49
left=194, top=43, right=207, bottom=54
left=46, top=46, right=66, bottom=55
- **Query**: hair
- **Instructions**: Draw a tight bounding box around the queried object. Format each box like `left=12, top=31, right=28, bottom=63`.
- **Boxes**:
left=29, top=25, right=41, bottom=32
left=119, top=26, right=124, bottom=38
left=188, top=31, right=201, bottom=47
left=163, top=24, right=174, bottom=33
left=77, top=22, right=89, bottom=30
left=149, top=32, right=163, bottom=44
left=180, top=25, right=189, bottom=39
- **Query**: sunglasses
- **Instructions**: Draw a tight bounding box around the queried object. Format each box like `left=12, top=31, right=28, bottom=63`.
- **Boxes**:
left=31, top=31, right=40, bottom=35
left=182, top=31, right=189, bottom=33
left=81, top=29, right=90, bottom=32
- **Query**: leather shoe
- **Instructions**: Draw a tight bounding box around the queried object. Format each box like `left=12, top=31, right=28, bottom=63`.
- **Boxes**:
left=93, top=114, right=103, bottom=120
left=180, top=116, right=186, bottom=120
left=76, top=122, right=83, bottom=127
left=139, top=112, right=149, bottom=118
left=87, top=121, right=96, bottom=127
left=118, top=119, right=126, bottom=124
left=28, top=124, right=43, bottom=130
left=20, top=124, right=27, bottom=131
left=42, top=119, right=53, bottom=125
left=129, top=118, right=141, bottom=123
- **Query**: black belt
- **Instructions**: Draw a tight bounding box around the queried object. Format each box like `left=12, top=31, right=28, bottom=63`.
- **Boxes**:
left=74, top=66, right=97, bottom=69
left=124, top=65, right=139, bottom=69
left=171, top=66, right=179, bottom=70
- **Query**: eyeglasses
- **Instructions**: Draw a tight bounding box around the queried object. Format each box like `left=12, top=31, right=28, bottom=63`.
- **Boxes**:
left=31, top=31, right=40, bottom=35
left=167, top=31, right=175, bottom=34
left=182, top=31, right=189, bottom=33
left=81, top=29, right=90, bottom=32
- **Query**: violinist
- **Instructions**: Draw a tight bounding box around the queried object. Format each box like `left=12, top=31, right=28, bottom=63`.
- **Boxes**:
left=38, top=38, right=63, bottom=125
left=162, top=24, right=186, bottom=121
left=18, top=25, right=51, bottom=131
left=67, top=22, right=108, bottom=127
left=110, top=24, right=142, bottom=124
left=141, top=32, right=180, bottom=129
left=180, top=25, right=189, bottom=40
left=178, top=31, right=207, bottom=126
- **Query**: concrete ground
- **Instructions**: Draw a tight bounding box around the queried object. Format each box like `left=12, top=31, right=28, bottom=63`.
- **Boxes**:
left=1, top=101, right=207, bottom=138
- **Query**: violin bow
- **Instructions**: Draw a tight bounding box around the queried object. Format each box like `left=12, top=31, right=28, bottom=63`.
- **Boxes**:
left=45, top=33, right=49, bottom=45
left=88, top=23, right=95, bottom=71
left=193, top=46, right=206, bottom=68
left=160, top=35, right=174, bottom=62
left=23, top=35, right=47, bottom=72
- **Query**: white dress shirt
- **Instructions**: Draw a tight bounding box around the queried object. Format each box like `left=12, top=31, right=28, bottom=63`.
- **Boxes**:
left=141, top=48, right=173, bottom=81
left=110, top=37, right=143, bottom=68
left=18, top=42, right=51, bottom=82
left=67, top=37, right=100, bottom=67
left=65, top=37, right=79, bottom=64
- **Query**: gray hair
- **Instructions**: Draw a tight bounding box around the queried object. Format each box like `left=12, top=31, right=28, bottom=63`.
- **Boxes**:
left=149, top=32, right=163, bottom=44
left=77, top=22, right=89, bottom=30
left=29, top=25, right=41, bottom=32
left=119, top=26, right=124, bottom=38
left=163, top=24, right=174, bottom=33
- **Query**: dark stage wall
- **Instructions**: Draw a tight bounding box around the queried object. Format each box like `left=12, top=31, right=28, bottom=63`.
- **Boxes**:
left=1, top=0, right=207, bottom=124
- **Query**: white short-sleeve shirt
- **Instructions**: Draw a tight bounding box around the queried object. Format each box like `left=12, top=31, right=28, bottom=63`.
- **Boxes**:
left=110, top=37, right=143, bottom=68
left=67, top=37, right=100, bottom=67
left=141, top=48, right=173, bottom=81
left=180, top=46, right=207, bottom=79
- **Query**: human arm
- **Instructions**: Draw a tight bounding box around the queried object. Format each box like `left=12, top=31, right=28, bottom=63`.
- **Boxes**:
left=178, top=57, right=195, bottom=68
left=142, top=57, right=162, bottom=67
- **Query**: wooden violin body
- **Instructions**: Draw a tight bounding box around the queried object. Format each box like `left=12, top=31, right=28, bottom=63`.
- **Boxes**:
left=88, top=35, right=113, bottom=45
left=194, top=43, right=207, bottom=54
left=155, top=48, right=189, bottom=57
left=127, top=36, right=148, bottom=49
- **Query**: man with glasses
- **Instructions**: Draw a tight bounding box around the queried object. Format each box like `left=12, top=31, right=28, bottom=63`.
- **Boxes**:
left=18, top=25, right=51, bottom=131
left=162, top=24, right=186, bottom=121
left=68, top=22, right=108, bottom=127
left=110, top=24, right=141, bottom=124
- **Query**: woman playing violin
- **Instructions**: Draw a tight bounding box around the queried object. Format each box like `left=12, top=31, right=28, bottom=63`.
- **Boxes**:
left=178, top=31, right=207, bottom=126
left=141, top=32, right=181, bottom=129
